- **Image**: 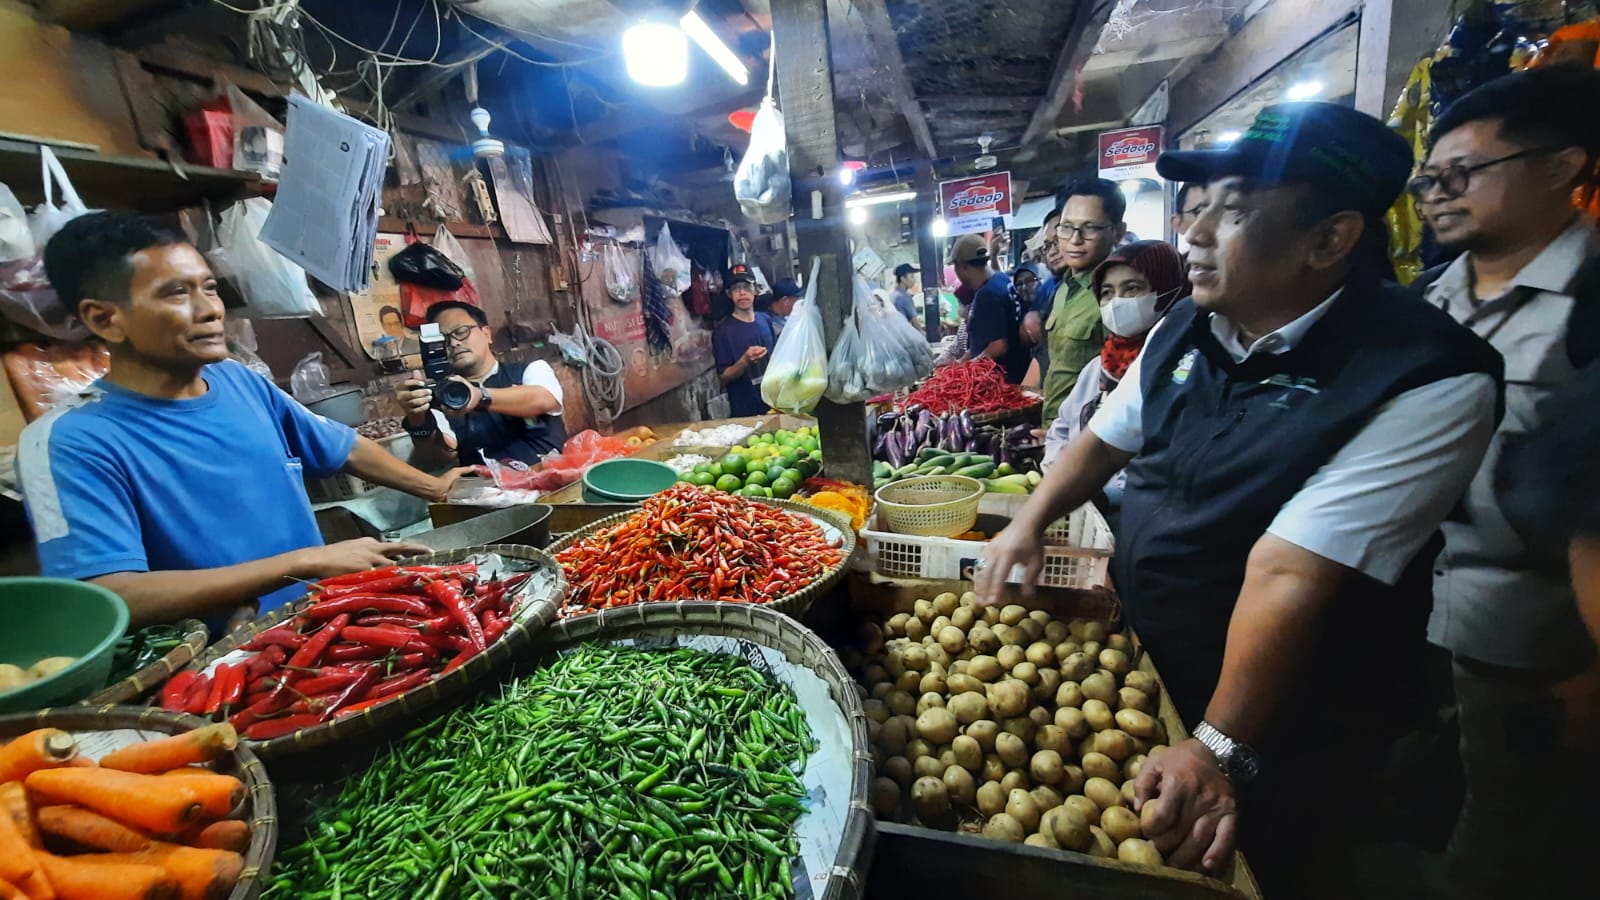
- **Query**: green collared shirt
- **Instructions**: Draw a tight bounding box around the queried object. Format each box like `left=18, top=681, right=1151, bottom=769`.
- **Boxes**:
left=1043, top=272, right=1104, bottom=421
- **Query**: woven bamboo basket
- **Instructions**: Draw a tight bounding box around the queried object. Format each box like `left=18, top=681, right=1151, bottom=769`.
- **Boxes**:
left=179, top=545, right=563, bottom=759
left=545, top=497, right=857, bottom=619
left=82, top=619, right=209, bottom=706
left=539, top=601, right=876, bottom=900
left=0, top=706, right=276, bottom=900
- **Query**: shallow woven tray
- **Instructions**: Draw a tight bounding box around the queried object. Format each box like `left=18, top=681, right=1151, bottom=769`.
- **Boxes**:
left=179, top=545, right=564, bottom=759
left=544, top=496, right=857, bottom=619
left=82, top=619, right=209, bottom=706
left=0, top=705, right=276, bottom=900
left=539, top=601, right=875, bottom=900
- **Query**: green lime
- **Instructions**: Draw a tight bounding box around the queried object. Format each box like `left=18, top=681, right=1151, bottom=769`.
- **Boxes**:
left=778, top=451, right=799, bottom=468
left=764, top=464, right=786, bottom=482
left=693, top=463, right=713, bottom=476
left=761, top=433, right=776, bottom=443
left=770, top=478, right=799, bottom=499
left=781, top=467, right=803, bottom=483
left=800, top=437, right=819, bottom=453
left=795, top=458, right=820, bottom=478
left=709, top=463, right=724, bottom=478
left=746, top=435, right=762, bottom=448
left=808, top=448, right=823, bottom=460
left=745, top=470, right=769, bottom=487
left=740, top=485, right=767, bottom=498
left=719, top=454, right=747, bottom=476
left=715, top=474, right=743, bottom=492
left=691, top=472, right=715, bottom=487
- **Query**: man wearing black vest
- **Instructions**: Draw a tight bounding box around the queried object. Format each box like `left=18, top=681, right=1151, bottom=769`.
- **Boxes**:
left=399, top=301, right=567, bottom=466
left=975, top=104, right=1502, bottom=893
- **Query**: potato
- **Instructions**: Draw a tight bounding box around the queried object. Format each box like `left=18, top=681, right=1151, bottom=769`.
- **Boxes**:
left=946, top=673, right=984, bottom=697
left=1011, top=661, right=1041, bottom=686
left=991, top=624, right=1013, bottom=647
left=930, top=616, right=952, bottom=635
left=983, top=606, right=1000, bottom=625
left=1080, top=621, right=1108, bottom=644
left=917, top=707, right=959, bottom=744
left=1123, top=670, right=1158, bottom=697
left=925, top=646, right=952, bottom=670
left=886, top=613, right=911, bottom=638
left=1044, top=621, right=1070, bottom=644
left=1016, top=619, right=1044, bottom=645
left=914, top=755, right=946, bottom=779
left=1060, top=652, right=1095, bottom=681
left=1099, top=648, right=1132, bottom=677
left=1045, top=804, right=1093, bottom=851
left=1030, top=750, right=1064, bottom=785
left=1000, top=604, right=1028, bottom=627
left=966, top=720, right=1000, bottom=750
left=982, top=813, right=1027, bottom=844
left=1000, top=716, right=1037, bottom=744
left=1121, top=780, right=1138, bottom=805
left=1081, top=752, right=1121, bottom=783
left=1035, top=724, right=1073, bottom=758
left=902, top=644, right=931, bottom=672
left=1118, top=838, right=1163, bottom=867
left=1030, top=784, right=1064, bottom=814
left=1107, top=633, right=1134, bottom=655
left=933, top=592, right=960, bottom=616
left=969, top=625, right=1000, bottom=654
left=1027, top=608, right=1052, bottom=626
left=886, top=690, right=916, bottom=718
left=996, top=645, right=1026, bottom=671
left=870, top=682, right=894, bottom=701
left=1006, top=788, right=1043, bottom=832
left=895, top=670, right=922, bottom=693
left=870, top=777, right=901, bottom=817
left=884, top=755, right=914, bottom=786
left=1001, top=625, right=1028, bottom=647
left=1000, top=768, right=1030, bottom=795
left=968, top=655, right=1002, bottom=683
left=1140, top=797, right=1164, bottom=834
left=1081, top=641, right=1103, bottom=659
left=1055, top=681, right=1085, bottom=709
left=906, top=738, right=933, bottom=761
left=1034, top=668, right=1062, bottom=703
left=1080, top=673, right=1118, bottom=705
left=1131, top=736, right=1156, bottom=757
left=950, top=607, right=976, bottom=630
left=1082, top=699, right=1115, bottom=732
left=0, top=663, right=27, bottom=691
left=1055, top=640, right=1081, bottom=661
left=981, top=754, right=1007, bottom=784
left=878, top=717, right=909, bottom=756
left=1064, top=794, right=1101, bottom=827
left=987, top=680, right=1031, bottom=719
left=1117, top=687, right=1155, bottom=715
left=937, top=625, right=967, bottom=655
left=914, top=598, right=937, bottom=623
left=949, top=659, right=971, bottom=676
left=917, top=693, right=946, bottom=716
left=864, top=663, right=889, bottom=685
left=1027, top=707, right=1053, bottom=730
left=1094, top=729, right=1136, bottom=762
left=1101, top=805, right=1142, bottom=843
left=1025, top=831, right=1058, bottom=849
left=1114, top=708, right=1159, bottom=740
left=864, top=699, right=890, bottom=724
left=1058, top=764, right=1087, bottom=794
left=919, top=671, right=948, bottom=696
left=952, top=734, right=984, bottom=771
left=1024, top=641, right=1056, bottom=668
left=994, top=730, right=1029, bottom=768
left=1055, top=706, right=1090, bottom=739
left=912, top=775, right=952, bottom=820
left=1067, top=618, right=1091, bottom=641
left=903, top=617, right=927, bottom=642
left=1124, top=754, right=1147, bottom=781
left=958, top=648, right=977, bottom=662
left=1084, top=777, right=1125, bottom=811
left=948, top=691, right=990, bottom=725
left=943, top=765, right=977, bottom=806
left=960, top=591, right=978, bottom=607
left=937, top=743, right=959, bottom=769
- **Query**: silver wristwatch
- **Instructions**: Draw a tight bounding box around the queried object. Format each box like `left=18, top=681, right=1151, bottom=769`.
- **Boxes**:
left=1193, top=721, right=1261, bottom=784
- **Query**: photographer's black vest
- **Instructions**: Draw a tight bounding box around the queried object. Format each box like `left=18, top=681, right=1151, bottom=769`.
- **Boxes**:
left=455, top=361, right=567, bottom=466
left=1114, top=277, right=1502, bottom=740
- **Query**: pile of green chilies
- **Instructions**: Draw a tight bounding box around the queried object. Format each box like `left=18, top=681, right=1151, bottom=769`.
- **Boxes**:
left=266, top=643, right=817, bottom=899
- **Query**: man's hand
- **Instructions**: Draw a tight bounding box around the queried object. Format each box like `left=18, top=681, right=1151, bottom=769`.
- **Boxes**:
left=292, top=538, right=431, bottom=579
left=973, top=524, right=1044, bottom=607
left=397, top=376, right=433, bottom=424
left=743, top=345, right=769, bottom=364
left=1133, top=739, right=1240, bottom=872
left=1022, top=310, right=1043, bottom=345
left=430, top=467, right=477, bottom=503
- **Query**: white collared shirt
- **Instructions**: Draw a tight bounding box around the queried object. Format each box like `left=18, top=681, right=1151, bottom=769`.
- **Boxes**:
left=1088, top=292, right=1497, bottom=586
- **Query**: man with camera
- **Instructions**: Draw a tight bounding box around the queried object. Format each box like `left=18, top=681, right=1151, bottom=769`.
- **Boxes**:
left=398, top=301, right=567, bottom=467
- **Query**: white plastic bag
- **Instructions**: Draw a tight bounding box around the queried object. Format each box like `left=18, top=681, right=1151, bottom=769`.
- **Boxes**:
left=603, top=243, right=635, bottom=304
left=29, top=147, right=95, bottom=248
left=857, top=276, right=919, bottom=394
left=432, top=224, right=476, bottom=282
left=761, top=266, right=827, bottom=414
left=649, top=224, right=691, bottom=297
left=0, top=257, right=87, bottom=340
left=211, top=198, right=320, bottom=318
left=734, top=97, right=792, bottom=225
left=228, top=84, right=285, bottom=180
left=882, top=296, right=935, bottom=380
left=0, top=184, right=34, bottom=263
left=289, top=351, right=336, bottom=402
left=825, top=302, right=870, bottom=403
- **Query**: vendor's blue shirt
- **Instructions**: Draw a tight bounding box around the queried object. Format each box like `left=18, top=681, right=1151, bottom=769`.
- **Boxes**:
left=17, top=361, right=356, bottom=628
left=713, top=313, right=778, bottom=417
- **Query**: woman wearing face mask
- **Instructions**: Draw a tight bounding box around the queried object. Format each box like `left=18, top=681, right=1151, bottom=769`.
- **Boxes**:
left=1042, top=241, right=1186, bottom=519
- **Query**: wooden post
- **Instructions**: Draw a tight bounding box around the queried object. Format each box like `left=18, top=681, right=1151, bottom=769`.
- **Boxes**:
left=914, top=159, right=944, bottom=343
left=1355, top=0, right=1453, bottom=119
left=771, top=0, right=873, bottom=487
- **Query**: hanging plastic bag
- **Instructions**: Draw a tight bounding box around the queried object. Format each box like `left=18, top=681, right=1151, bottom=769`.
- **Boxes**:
left=226, top=318, right=275, bottom=380
left=289, top=352, right=337, bottom=403
left=0, top=257, right=87, bottom=340
left=389, top=226, right=465, bottom=290
left=227, top=84, right=285, bottom=180
left=649, top=223, right=691, bottom=297
left=761, top=264, right=827, bottom=414
left=29, top=147, right=96, bottom=248
left=882, top=296, right=935, bottom=380
left=432, top=224, right=477, bottom=283
left=1, top=342, right=110, bottom=421
left=734, top=97, right=792, bottom=225
left=0, top=184, right=34, bottom=263
left=856, top=276, right=918, bottom=394
left=603, top=242, right=635, bottom=303
left=825, top=302, right=870, bottom=403
left=210, top=198, right=319, bottom=318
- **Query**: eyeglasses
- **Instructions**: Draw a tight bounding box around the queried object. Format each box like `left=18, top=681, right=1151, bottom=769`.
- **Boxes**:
left=441, top=324, right=481, bottom=344
left=1179, top=204, right=1206, bottom=218
left=1057, top=223, right=1111, bottom=242
left=1406, top=148, right=1556, bottom=200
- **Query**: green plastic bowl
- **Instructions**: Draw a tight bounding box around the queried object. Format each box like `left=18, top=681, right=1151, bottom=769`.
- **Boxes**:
left=0, top=578, right=129, bottom=714
left=581, top=458, right=680, bottom=503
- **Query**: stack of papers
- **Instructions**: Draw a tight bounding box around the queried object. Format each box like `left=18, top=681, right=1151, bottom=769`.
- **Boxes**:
left=260, top=95, right=390, bottom=293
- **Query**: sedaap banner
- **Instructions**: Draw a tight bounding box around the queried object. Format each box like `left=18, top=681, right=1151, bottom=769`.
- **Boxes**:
left=939, top=172, right=1013, bottom=236
left=1098, top=125, right=1164, bottom=182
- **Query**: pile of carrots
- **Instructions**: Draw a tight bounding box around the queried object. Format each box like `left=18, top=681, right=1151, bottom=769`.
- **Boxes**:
left=0, top=723, right=250, bottom=900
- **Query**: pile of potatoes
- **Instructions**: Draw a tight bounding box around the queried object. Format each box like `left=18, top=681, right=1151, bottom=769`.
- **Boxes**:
left=852, top=591, right=1175, bottom=871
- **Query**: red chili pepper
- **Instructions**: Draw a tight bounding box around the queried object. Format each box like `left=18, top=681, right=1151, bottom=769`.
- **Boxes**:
left=202, top=664, right=233, bottom=716
left=181, top=675, right=212, bottom=715
left=343, top=624, right=423, bottom=650
left=242, top=713, right=321, bottom=740
left=287, top=614, right=350, bottom=668
left=317, top=564, right=478, bottom=589
left=366, top=668, right=432, bottom=700
left=316, top=573, right=428, bottom=599
left=324, top=643, right=388, bottom=662
left=302, top=595, right=432, bottom=621
left=159, top=671, right=200, bottom=711
left=439, top=644, right=480, bottom=676
left=294, top=670, right=363, bottom=695
left=355, top=614, right=453, bottom=632
left=229, top=690, right=295, bottom=731
left=219, top=664, right=247, bottom=711
left=407, top=629, right=471, bottom=654
left=427, top=579, right=486, bottom=652
left=243, top=647, right=285, bottom=682
left=318, top=665, right=378, bottom=721
left=481, top=611, right=511, bottom=645
left=242, top=622, right=306, bottom=651
left=396, top=649, right=438, bottom=668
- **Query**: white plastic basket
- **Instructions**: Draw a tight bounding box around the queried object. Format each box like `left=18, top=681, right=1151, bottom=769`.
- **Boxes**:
left=860, top=501, right=1114, bottom=589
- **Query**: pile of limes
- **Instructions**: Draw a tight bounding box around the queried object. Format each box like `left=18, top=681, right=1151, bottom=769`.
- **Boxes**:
left=677, top=427, right=824, bottom=499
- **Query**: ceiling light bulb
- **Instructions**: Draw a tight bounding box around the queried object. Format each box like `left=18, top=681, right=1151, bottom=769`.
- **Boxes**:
left=931, top=218, right=949, bottom=237
left=1286, top=80, right=1324, bottom=101
left=839, top=166, right=856, bottom=187
left=681, top=12, right=749, bottom=86
left=623, top=21, right=688, bottom=88
left=1216, top=130, right=1243, bottom=145
left=848, top=207, right=868, bottom=226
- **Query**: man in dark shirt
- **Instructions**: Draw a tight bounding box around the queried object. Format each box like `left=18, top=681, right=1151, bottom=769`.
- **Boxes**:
left=713, top=264, right=778, bottom=417
left=951, top=234, right=1027, bottom=383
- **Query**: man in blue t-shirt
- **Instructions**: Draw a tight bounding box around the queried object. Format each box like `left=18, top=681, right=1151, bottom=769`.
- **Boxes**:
left=950, top=234, right=1028, bottom=383
left=16, top=213, right=469, bottom=631
left=712, top=264, right=778, bottom=417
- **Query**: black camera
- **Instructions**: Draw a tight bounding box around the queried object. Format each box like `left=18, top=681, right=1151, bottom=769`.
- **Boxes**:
left=418, top=323, right=474, bottom=412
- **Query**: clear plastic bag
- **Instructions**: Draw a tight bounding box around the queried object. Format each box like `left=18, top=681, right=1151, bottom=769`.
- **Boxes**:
left=882, top=295, right=935, bottom=380
left=734, top=97, right=792, bottom=225
left=432, top=224, right=477, bottom=283
left=1, top=341, right=109, bottom=421
left=760, top=276, right=827, bottom=415
left=211, top=198, right=319, bottom=318
left=0, top=183, right=34, bottom=263
left=29, top=146, right=95, bottom=248
left=0, top=256, right=87, bottom=340
left=289, top=352, right=336, bottom=403
left=857, top=276, right=919, bottom=394
left=649, top=224, right=691, bottom=297
left=825, top=301, right=870, bottom=403
left=603, top=242, right=635, bottom=303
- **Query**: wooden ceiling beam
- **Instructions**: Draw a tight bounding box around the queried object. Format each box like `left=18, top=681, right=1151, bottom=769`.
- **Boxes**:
left=1020, top=0, right=1118, bottom=147
left=840, top=0, right=936, bottom=160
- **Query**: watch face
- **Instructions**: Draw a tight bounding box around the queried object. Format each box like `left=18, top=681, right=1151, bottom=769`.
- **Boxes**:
left=1228, top=750, right=1261, bottom=783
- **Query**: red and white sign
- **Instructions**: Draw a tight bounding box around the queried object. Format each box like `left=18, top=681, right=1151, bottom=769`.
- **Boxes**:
left=1098, top=126, right=1164, bottom=181
left=939, top=172, right=1013, bottom=236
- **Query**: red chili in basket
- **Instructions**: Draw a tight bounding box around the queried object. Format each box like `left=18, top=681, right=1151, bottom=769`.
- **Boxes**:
left=300, top=595, right=432, bottom=621
left=287, top=613, right=350, bottom=668
left=898, top=356, right=1032, bottom=416
left=242, top=713, right=321, bottom=741
left=343, top=624, right=424, bottom=650
left=427, top=579, right=486, bottom=652
left=159, top=671, right=199, bottom=712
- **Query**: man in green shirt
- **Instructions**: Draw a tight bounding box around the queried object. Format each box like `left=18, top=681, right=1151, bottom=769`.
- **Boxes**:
left=1042, top=179, right=1126, bottom=421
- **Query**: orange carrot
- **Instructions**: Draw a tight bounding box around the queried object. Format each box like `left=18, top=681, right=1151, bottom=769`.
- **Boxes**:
left=67, top=844, right=239, bottom=900
left=63, top=758, right=95, bottom=769
left=177, top=820, right=249, bottom=852
left=24, top=769, right=202, bottom=835
left=34, top=853, right=173, bottom=900
left=98, top=726, right=237, bottom=776
left=0, top=731, right=77, bottom=783
left=0, top=802, right=38, bottom=884
left=0, top=876, right=26, bottom=900
left=148, top=773, right=243, bottom=821
left=0, top=781, right=39, bottom=847
left=36, top=805, right=151, bottom=853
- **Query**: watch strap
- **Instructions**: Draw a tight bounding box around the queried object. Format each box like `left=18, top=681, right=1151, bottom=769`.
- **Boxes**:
left=1194, top=721, right=1259, bottom=783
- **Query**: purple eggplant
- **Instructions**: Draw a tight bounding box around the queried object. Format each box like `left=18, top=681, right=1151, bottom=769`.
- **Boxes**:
left=886, top=431, right=906, bottom=468
left=874, top=432, right=891, bottom=460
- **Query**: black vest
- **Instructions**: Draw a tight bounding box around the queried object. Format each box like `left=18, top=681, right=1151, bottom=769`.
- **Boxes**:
left=1115, top=277, right=1503, bottom=743
left=453, top=361, right=567, bottom=466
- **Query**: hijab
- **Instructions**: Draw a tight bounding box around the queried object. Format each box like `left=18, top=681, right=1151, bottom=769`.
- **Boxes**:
left=1089, top=241, right=1188, bottom=383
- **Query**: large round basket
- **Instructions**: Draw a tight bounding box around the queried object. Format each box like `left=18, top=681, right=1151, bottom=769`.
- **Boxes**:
left=82, top=619, right=209, bottom=706
left=179, top=545, right=564, bottom=759
left=539, top=601, right=875, bottom=900
left=0, top=706, right=276, bottom=900
left=545, top=496, right=856, bottom=619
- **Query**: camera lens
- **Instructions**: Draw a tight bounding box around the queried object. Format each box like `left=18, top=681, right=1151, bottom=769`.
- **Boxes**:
left=436, top=380, right=474, bottom=411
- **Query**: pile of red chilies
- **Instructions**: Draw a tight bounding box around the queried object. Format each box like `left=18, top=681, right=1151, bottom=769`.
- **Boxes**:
left=553, top=483, right=845, bottom=614
left=901, top=357, right=1033, bottom=415
left=158, top=563, right=529, bottom=740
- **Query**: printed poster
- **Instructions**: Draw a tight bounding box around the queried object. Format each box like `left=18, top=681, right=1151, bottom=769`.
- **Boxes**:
left=939, top=172, right=1014, bottom=236
left=1098, top=126, right=1164, bottom=182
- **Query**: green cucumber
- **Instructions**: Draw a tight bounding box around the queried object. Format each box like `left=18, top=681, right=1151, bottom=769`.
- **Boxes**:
left=995, top=462, right=1014, bottom=477
left=983, top=479, right=1029, bottom=494
left=954, top=462, right=996, bottom=478
left=990, top=474, right=1031, bottom=488
left=1026, top=471, right=1043, bottom=487
left=916, top=447, right=944, bottom=463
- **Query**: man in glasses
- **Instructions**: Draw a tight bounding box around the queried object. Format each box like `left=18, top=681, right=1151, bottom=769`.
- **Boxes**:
left=1412, top=64, right=1600, bottom=900
left=1041, top=179, right=1124, bottom=424
left=399, top=300, right=567, bottom=466
left=1170, top=182, right=1206, bottom=256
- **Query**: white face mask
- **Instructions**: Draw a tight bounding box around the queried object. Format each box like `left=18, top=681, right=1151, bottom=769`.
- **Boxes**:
left=1100, top=293, right=1161, bottom=337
